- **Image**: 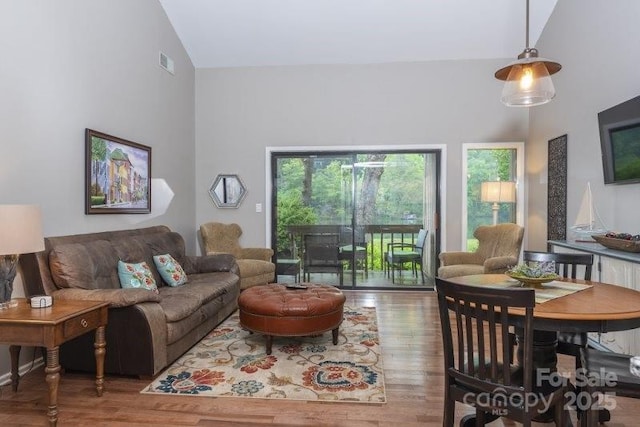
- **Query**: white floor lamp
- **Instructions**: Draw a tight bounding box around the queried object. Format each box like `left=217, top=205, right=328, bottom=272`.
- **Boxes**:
left=481, top=181, right=516, bottom=225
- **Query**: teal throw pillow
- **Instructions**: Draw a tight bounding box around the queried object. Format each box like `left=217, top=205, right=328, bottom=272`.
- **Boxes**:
left=153, top=254, right=188, bottom=287
left=117, top=260, right=159, bottom=293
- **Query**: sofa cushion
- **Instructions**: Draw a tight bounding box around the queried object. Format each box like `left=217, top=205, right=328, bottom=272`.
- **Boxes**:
left=153, top=254, right=188, bottom=287
left=49, top=240, right=120, bottom=290
left=112, top=232, right=187, bottom=286
left=117, top=261, right=159, bottom=293
left=158, top=273, right=235, bottom=322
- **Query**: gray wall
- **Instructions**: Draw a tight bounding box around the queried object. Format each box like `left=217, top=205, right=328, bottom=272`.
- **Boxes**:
left=528, top=0, right=640, bottom=250
left=0, top=0, right=194, bottom=377
left=194, top=61, right=529, bottom=250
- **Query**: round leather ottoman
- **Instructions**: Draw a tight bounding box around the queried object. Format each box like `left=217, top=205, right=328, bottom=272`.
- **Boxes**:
left=238, top=283, right=346, bottom=355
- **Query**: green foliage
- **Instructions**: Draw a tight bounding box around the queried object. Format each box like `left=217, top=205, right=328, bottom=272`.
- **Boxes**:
left=90, top=195, right=105, bottom=206
left=507, top=262, right=557, bottom=278
left=467, top=149, right=516, bottom=235
left=276, top=191, right=317, bottom=255
left=275, top=153, right=427, bottom=226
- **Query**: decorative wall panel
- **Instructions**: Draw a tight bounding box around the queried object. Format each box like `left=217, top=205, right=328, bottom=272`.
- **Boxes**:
left=547, top=134, right=568, bottom=240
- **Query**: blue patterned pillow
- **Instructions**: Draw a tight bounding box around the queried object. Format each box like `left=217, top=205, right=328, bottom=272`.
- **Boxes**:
left=117, top=260, right=158, bottom=293
left=153, top=254, right=188, bottom=287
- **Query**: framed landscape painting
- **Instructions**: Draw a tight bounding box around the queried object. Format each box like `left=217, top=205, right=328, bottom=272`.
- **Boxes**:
left=85, top=128, right=151, bottom=214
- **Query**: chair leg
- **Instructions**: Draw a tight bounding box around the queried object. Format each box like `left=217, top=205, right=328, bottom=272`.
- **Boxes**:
left=442, top=391, right=454, bottom=427
left=554, top=396, right=565, bottom=427
left=475, top=408, right=486, bottom=426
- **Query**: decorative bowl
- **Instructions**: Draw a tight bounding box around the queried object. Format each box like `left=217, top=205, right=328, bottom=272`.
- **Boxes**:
left=592, top=235, right=640, bottom=253
left=506, top=272, right=560, bottom=288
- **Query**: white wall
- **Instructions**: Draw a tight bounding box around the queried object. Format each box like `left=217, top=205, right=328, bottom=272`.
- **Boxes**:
left=0, top=0, right=194, bottom=377
left=528, top=0, right=640, bottom=250
left=195, top=60, right=529, bottom=251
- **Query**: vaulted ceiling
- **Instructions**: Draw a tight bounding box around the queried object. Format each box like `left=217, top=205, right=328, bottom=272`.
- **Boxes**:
left=159, top=0, right=557, bottom=69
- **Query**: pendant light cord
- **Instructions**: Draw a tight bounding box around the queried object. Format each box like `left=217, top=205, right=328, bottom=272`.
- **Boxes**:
left=525, top=0, right=530, bottom=49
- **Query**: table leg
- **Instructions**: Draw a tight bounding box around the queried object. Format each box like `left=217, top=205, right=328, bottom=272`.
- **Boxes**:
left=516, top=330, right=561, bottom=423
left=45, top=347, right=61, bottom=427
left=9, top=345, right=20, bottom=392
left=265, top=335, right=273, bottom=355
left=94, top=325, right=106, bottom=397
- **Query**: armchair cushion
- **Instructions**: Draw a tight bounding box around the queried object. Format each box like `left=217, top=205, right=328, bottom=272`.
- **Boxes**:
left=483, top=255, right=519, bottom=273
left=438, top=251, right=483, bottom=266
left=238, top=247, right=274, bottom=262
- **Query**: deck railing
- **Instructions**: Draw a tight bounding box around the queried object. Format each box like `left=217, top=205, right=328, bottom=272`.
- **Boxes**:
left=284, top=224, right=423, bottom=270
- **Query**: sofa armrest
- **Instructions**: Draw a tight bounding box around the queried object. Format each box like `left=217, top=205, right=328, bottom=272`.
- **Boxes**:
left=238, top=247, right=274, bottom=262
left=439, top=251, right=483, bottom=266
left=52, top=288, right=161, bottom=308
left=186, top=253, right=240, bottom=276
left=483, top=256, right=518, bottom=274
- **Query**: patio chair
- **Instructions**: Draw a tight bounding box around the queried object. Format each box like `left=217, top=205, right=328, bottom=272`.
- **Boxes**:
left=385, top=229, right=427, bottom=283
left=303, top=234, right=343, bottom=285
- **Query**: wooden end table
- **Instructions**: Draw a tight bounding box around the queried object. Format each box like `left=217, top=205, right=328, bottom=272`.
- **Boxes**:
left=0, top=298, right=108, bottom=426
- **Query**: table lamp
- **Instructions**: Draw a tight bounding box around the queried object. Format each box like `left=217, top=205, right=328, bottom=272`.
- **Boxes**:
left=480, top=181, right=516, bottom=225
left=0, top=205, right=45, bottom=306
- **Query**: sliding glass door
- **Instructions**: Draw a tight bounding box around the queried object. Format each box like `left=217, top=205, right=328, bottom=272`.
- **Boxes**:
left=271, top=149, right=440, bottom=290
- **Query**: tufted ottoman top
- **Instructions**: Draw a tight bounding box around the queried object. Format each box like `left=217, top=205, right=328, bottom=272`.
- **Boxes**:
left=238, top=283, right=345, bottom=317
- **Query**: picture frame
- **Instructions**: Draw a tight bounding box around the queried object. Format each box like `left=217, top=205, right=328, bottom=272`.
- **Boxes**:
left=85, top=128, right=151, bottom=214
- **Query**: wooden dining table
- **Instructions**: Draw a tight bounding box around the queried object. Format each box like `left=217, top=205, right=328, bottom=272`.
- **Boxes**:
left=447, top=274, right=640, bottom=334
left=444, top=274, right=640, bottom=426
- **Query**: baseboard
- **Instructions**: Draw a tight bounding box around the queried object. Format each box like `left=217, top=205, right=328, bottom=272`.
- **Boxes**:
left=0, top=351, right=44, bottom=387
left=587, top=337, right=611, bottom=352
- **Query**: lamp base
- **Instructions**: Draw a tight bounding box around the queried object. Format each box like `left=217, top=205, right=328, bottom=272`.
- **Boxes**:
left=0, top=254, right=19, bottom=304
left=0, top=299, right=19, bottom=309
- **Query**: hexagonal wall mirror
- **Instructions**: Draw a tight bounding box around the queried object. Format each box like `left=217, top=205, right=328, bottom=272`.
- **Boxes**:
left=209, top=174, right=247, bottom=208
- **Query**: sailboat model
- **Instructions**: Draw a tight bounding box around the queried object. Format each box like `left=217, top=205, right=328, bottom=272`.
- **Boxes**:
left=570, top=182, right=607, bottom=240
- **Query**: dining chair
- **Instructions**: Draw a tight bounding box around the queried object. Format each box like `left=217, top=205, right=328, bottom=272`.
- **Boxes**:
left=385, top=229, right=427, bottom=284
left=523, top=251, right=597, bottom=422
left=523, top=251, right=594, bottom=364
left=579, top=348, right=640, bottom=426
left=436, top=277, right=567, bottom=427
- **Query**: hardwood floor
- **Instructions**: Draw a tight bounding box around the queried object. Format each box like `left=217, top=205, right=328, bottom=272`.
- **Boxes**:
left=1, top=290, right=639, bottom=426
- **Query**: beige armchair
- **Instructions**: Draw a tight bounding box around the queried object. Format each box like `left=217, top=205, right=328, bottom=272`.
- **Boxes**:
left=200, top=222, right=275, bottom=290
left=437, top=223, right=524, bottom=279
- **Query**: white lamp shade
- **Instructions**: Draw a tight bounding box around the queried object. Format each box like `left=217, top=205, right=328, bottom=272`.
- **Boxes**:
left=0, top=205, right=45, bottom=255
left=481, top=182, right=516, bottom=204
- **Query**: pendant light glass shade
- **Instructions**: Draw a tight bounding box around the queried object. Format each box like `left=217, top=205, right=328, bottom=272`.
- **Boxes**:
left=498, top=53, right=558, bottom=107
left=495, top=0, right=561, bottom=107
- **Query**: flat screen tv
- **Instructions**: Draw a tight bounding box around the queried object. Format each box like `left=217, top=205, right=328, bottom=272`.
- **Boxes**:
left=598, top=95, right=640, bottom=185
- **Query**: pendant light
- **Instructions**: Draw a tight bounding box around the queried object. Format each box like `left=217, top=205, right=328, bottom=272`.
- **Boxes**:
left=495, top=0, right=561, bottom=107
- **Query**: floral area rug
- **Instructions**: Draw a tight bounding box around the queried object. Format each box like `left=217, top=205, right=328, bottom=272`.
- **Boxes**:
left=141, top=305, right=386, bottom=403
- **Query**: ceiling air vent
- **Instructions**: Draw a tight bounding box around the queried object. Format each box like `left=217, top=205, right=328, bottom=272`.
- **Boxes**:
left=159, top=51, right=175, bottom=75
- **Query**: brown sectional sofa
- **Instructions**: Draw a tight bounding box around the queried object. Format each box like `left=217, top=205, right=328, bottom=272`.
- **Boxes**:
left=21, top=225, right=241, bottom=377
